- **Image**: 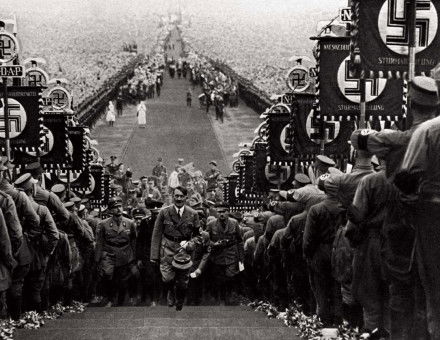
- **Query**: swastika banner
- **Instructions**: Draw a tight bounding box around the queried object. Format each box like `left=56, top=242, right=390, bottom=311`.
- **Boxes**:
left=292, top=93, right=353, bottom=159
left=318, top=37, right=404, bottom=121
left=40, top=113, right=69, bottom=169
left=62, top=126, right=87, bottom=171
left=0, top=87, right=43, bottom=152
left=351, top=0, right=440, bottom=77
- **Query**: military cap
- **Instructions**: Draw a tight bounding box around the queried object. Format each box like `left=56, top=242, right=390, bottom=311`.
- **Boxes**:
left=70, top=197, right=82, bottom=204
left=328, top=167, right=343, bottom=176
left=410, top=76, right=439, bottom=107
left=139, top=176, right=147, bottom=181
left=316, top=155, right=336, bottom=167
left=51, top=184, right=66, bottom=194
left=269, top=188, right=280, bottom=193
left=294, top=173, right=311, bottom=185
left=172, top=252, right=193, bottom=270
left=81, top=198, right=89, bottom=204
left=144, top=199, right=163, bottom=210
left=209, top=160, right=217, bottom=166
left=14, top=173, right=33, bottom=191
left=132, top=180, right=140, bottom=186
left=132, top=207, right=147, bottom=218
left=64, top=201, right=75, bottom=210
left=189, top=198, right=203, bottom=209
left=178, top=158, right=184, bottom=163
left=108, top=197, right=122, bottom=210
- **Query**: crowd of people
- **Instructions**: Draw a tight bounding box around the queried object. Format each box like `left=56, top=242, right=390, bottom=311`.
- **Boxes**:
left=180, top=0, right=337, bottom=97
left=7, top=1, right=163, bottom=106
left=105, top=54, right=166, bottom=127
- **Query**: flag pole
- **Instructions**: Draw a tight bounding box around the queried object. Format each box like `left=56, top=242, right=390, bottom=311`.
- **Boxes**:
left=407, top=0, right=417, bottom=128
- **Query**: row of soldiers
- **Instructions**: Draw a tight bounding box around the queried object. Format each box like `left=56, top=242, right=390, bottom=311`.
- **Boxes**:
left=241, top=76, right=440, bottom=340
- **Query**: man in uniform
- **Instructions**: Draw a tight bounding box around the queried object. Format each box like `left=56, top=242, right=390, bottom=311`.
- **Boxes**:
left=303, top=174, right=344, bottom=326
left=95, top=197, right=137, bottom=307
left=150, top=186, right=200, bottom=311
left=152, top=157, right=167, bottom=191
left=308, top=155, right=336, bottom=184
left=206, top=205, right=243, bottom=305
left=356, top=76, right=438, bottom=339
left=205, top=161, right=221, bottom=201
left=106, top=156, right=119, bottom=176
left=25, top=162, right=70, bottom=226
left=0, top=166, right=40, bottom=319
left=133, top=200, right=163, bottom=306
left=394, top=77, right=440, bottom=339
left=15, top=173, right=59, bottom=312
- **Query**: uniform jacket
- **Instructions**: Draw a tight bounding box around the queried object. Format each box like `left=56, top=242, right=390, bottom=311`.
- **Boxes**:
left=135, top=216, right=154, bottom=262
left=95, top=216, right=137, bottom=267
left=206, top=218, right=243, bottom=266
left=303, top=198, right=345, bottom=260
left=190, top=229, right=211, bottom=272
left=1, top=181, right=40, bottom=265
left=33, top=186, right=70, bottom=225
left=30, top=201, right=59, bottom=255
left=150, top=205, right=200, bottom=262
left=0, top=209, right=15, bottom=291
left=0, top=191, right=22, bottom=258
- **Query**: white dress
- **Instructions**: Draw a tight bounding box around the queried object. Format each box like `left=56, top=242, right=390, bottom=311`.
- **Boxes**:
left=137, top=102, right=147, bottom=126
left=106, top=102, right=116, bottom=122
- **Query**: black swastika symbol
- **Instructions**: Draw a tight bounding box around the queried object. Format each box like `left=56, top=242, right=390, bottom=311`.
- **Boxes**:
left=310, top=116, right=337, bottom=141
left=27, top=72, right=45, bottom=87
left=0, top=37, right=13, bottom=59
left=344, top=60, right=380, bottom=97
left=290, top=70, right=307, bottom=88
left=386, top=0, right=431, bottom=47
left=52, top=91, right=68, bottom=107
left=0, top=104, right=22, bottom=133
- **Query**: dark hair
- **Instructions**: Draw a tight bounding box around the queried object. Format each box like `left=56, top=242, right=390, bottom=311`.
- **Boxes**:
left=174, top=186, right=188, bottom=196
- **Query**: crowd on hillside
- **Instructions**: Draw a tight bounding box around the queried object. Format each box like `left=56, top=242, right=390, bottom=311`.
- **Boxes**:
left=181, top=4, right=327, bottom=97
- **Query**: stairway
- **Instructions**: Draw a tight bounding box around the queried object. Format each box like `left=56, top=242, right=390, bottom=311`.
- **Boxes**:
left=15, top=306, right=302, bottom=340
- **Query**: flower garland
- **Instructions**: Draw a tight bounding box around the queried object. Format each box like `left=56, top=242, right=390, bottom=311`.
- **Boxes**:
left=248, top=300, right=364, bottom=339
left=0, top=301, right=86, bottom=340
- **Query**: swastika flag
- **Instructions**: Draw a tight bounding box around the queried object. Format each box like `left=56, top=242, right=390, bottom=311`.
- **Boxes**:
left=351, top=0, right=440, bottom=77
left=318, top=37, right=404, bottom=121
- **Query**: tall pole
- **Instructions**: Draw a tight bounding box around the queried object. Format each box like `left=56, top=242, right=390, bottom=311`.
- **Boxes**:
left=359, top=76, right=367, bottom=128
left=407, top=0, right=417, bottom=128
left=2, top=78, right=10, bottom=161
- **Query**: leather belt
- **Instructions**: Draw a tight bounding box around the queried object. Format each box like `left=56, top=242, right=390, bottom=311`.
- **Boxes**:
left=164, top=234, right=188, bottom=243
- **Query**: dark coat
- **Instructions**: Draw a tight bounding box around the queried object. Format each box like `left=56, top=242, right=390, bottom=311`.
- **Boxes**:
left=0, top=181, right=40, bottom=266
left=150, top=205, right=200, bottom=262
left=95, top=216, right=137, bottom=267
left=0, top=209, right=15, bottom=291
left=206, top=218, right=243, bottom=266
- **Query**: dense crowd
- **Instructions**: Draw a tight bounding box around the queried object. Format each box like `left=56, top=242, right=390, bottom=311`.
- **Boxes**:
left=181, top=0, right=339, bottom=96
left=3, top=1, right=163, bottom=106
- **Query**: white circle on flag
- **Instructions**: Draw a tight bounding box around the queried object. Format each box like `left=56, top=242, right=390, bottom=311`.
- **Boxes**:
left=337, top=57, right=387, bottom=103
left=280, top=124, right=289, bottom=153
left=378, top=0, right=438, bottom=54
left=0, top=98, right=27, bottom=139
left=27, top=126, right=54, bottom=157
